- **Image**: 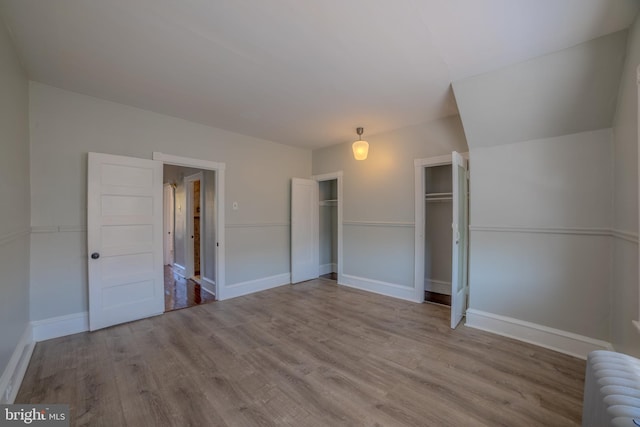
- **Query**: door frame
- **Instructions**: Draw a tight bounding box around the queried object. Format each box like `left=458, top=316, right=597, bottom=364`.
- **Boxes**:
left=414, top=154, right=453, bottom=302
left=184, top=172, right=204, bottom=280
left=414, top=153, right=469, bottom=304
left=312, top=171, right=344, bottom=284
left=153, top=152, right=226, bottom=300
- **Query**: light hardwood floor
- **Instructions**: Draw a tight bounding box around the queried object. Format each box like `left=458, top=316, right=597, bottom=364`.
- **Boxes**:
left=17, top=278, right=585, bottom=426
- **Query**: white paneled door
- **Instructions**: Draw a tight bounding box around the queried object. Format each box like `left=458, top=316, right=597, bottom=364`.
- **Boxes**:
left=451, top=151, right=469, bottom=329
left=291, top=178, right=319, bottom=283
left=88, top=153, right=164, bottom=331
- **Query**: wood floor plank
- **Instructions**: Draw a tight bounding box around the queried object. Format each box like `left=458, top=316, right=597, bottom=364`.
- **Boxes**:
left=16, top=279, right=586, bottom=426
left=74, top=332, right=126, bottom=427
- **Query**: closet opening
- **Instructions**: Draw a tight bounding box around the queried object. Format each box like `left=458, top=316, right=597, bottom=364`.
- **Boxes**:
left=319, top=178, right=338, bottom=281
left=424, top=165, right=453, bottom=306
left=414, top=152, right=469, bottom=329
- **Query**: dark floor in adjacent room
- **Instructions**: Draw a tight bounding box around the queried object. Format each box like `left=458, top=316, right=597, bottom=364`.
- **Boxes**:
left=320, top=272, right=337, bottom=281
left=425, top=290, right=452, bottom=306
left=164, top=265, right=215, bottom=311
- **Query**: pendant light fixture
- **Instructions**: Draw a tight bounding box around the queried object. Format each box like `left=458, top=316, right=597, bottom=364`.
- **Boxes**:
left=352, top=127, right=369, bottom=160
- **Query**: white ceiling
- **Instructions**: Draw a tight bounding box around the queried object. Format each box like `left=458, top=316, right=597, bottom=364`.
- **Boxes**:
left=0, top=0, right=637, bottom=149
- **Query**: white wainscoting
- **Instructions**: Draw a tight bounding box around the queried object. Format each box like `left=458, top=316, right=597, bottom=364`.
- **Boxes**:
left=225, top=222, right=288, bottom=228
left=31, top=225, right=87, bottom=234
left=343, top=220, right=414, bottom=228
left=467, top=224, right=619, bottom=358
left=611, top=229, right=639, bottom=244
left=470, top=225, right=639, bottom=244
left=0, top=229, right=30, bottom=246
left=466, top=309, right=613, bottom=360
left=0, top=228, right=33, bottom=403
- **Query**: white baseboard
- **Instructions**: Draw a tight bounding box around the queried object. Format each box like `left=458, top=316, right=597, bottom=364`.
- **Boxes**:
left=465, top=309, right=613, bottom=360
left=172, top=263, right=186, bottom=278
left=0, top=324, right=34, bottom=404
left=221, top=273, right=290, bottom=300
left=425, top=278, right=451, bottom=295
left=319, top=263, right=337, bottom=275
left=340, top=274, right=420, bottom=303
left=31, top=312, right=89, bottom=342
left=201, top=277, right=216, bottom=296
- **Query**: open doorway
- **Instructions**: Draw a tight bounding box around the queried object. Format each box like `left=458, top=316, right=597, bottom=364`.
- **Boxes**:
left=314, top=171, right=343, bottom=283
left=318, top=178, right=338, bottom=281
left=185, top=172, right=204, bottom=281
left=414, top=152, right=469, bottom=329
left=290, top=171, right=343, bottom=285
left=163, top=164, right=216, bottom=311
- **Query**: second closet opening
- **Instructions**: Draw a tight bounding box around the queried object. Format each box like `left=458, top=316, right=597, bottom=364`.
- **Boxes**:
left=319, top=178, right=338, bottom=281
left=424, top=164, right=453, bottom=306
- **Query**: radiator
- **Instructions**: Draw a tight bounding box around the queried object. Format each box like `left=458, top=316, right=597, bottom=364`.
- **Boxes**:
left=583, top=350, right=640, bottom=426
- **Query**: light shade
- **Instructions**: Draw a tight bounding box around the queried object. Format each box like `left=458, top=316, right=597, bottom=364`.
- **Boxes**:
left=352, top=140, right=369, bottom=160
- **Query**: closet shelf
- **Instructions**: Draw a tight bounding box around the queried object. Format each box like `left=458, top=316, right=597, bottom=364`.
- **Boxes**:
left=319, top=199, right=338, bottom=206
left=425, top=192, right=452, bottom=198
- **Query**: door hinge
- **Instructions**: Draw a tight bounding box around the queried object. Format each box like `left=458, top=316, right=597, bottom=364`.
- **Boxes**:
left=466, top=170, right=470, bottom=180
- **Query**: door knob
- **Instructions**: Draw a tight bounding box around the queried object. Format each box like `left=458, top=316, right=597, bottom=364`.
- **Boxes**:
left=91, top=252, right=100, bottom=259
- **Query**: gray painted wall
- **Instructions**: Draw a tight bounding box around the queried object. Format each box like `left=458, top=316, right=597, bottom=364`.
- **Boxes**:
left=29, top=82, right=310, bottom=321
left=454, top=25, right=640, bottom=347
left=468, top=130, right=613, bottom=339
left=612, top=13, right=640, bottom=356
left=453, top=31, right=627, bottom=149
left=313, top=116, right=468, bottom=294
left=0, top=22, right=30, bottom=377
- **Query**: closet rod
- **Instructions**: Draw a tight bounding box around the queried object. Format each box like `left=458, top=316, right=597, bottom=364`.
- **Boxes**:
left=426, top=197, right=452, bottom=202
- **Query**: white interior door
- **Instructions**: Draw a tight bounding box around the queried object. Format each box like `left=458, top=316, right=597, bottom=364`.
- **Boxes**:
left=163, top=183, right=174, bottom=265
left=88, top=152, right=164, bottom=331
left=291, top=178, right=319, bottom=283
left=451, top=151, right=469, bottom=329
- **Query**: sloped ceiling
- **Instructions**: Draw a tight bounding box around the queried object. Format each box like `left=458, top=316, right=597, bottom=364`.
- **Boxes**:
left=0, top=0, right=637, bottom=149
left=453, top=30, right=629, bottom=149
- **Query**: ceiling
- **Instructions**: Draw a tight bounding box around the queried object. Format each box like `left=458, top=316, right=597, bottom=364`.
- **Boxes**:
left=0, top=0, right=637, bottom=149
